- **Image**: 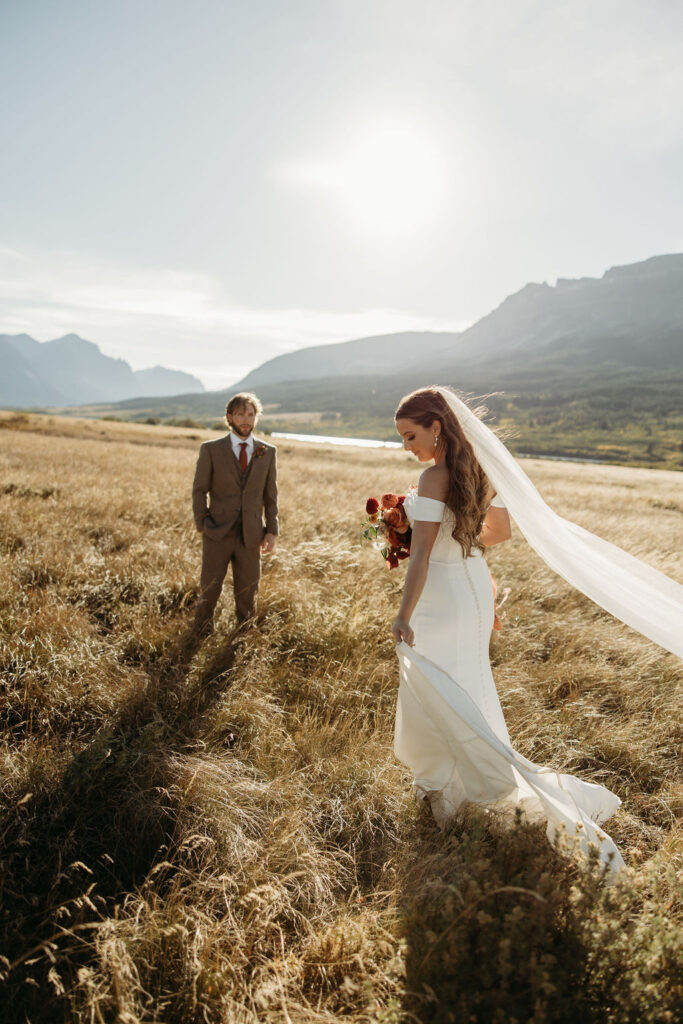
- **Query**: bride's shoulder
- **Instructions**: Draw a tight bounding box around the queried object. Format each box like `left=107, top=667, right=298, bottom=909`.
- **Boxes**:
left=418, top=464, right=448, bottom=502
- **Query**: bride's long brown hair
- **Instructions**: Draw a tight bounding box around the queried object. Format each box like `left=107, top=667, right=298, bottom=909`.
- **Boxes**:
left=395, top=386, right=490, bottom=556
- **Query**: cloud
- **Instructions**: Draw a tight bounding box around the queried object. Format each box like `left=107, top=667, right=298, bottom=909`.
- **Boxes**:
left=0, top=247, right=464, bottom=389
left=353, top=0, right=683, bottom=150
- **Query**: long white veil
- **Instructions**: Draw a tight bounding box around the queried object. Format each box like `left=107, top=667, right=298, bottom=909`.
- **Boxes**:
left=436, top=386, right=683, bottom=660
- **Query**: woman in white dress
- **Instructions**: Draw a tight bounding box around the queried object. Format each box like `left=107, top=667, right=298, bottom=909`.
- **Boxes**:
left=390, top=386, right=627, bottom=873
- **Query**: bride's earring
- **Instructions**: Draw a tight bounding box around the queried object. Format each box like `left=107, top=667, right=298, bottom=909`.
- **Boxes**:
left=434, top=435, right=439, bottom=447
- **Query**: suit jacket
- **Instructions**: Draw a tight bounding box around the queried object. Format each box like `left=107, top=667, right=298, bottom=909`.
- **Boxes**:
left=192, top=434, right=279, bottom=548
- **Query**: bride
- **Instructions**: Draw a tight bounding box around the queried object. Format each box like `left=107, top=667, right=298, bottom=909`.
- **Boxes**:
left=390, top=386, right=683, bottom=876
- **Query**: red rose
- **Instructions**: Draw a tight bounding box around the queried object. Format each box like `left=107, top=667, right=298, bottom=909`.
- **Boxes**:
left=381, top=493, right=399, bottom=509
left=366, top=497, right=379, bottom=514
left=387, top=552, right=400, bottom=569
left=384, top=506, right=408, bottom=529
left=396, top=549, right=410, bottom=560
left=383, top=508, right=399, bottom=528
left=397, top=495, right=406, bottom=505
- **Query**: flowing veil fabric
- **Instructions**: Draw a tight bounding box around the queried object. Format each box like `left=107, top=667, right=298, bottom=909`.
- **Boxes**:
left=436, top=387, right=683, bottom=660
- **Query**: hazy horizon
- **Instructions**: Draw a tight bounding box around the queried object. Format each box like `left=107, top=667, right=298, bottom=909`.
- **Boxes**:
left=2, top=0, right=682, bottom=389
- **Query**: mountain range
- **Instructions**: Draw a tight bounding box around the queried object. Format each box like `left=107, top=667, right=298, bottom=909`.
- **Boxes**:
left=235, top=253, right=683, bottom=390
left=0, top=333, right=204, bottom=407
left=2, top=254, right=681, bottom=467
left=65, top=252, right=681, bottom=469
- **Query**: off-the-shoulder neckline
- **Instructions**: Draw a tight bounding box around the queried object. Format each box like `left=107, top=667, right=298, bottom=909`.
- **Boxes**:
left=410, top=493, right=446, bottom=506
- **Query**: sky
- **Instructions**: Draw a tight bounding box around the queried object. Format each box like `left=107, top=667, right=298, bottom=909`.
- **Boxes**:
left=1, top=0, right=682, bottom=389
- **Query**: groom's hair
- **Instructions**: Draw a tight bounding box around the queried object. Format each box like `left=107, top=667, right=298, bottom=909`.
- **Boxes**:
left=225, top=392, right=263, bottom=420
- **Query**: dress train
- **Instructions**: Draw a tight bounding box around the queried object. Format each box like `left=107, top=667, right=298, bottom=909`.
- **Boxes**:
left=395, top=642, right=624, bottom=875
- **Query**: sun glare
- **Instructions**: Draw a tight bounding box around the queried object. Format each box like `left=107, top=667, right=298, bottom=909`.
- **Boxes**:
left=289, top=119, right=447, bottom=240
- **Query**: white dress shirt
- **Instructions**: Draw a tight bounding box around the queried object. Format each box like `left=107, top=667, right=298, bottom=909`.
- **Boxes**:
left=230, top=431, right=254, bottom=465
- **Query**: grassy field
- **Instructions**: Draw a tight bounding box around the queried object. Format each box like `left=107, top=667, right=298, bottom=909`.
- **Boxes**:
left=1, top=413, right=682, bottom=1023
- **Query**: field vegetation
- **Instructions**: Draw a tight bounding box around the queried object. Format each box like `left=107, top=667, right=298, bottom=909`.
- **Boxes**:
left=62, top=365, right=683, bottom=470
left=1, top=413, right=682, bottom=1023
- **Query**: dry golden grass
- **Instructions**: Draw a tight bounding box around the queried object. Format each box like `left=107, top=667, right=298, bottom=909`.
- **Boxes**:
left=1, top=414, right=681, bottom=1023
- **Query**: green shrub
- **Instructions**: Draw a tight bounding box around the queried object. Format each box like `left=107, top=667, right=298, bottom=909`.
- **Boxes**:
left=400, top=809, right=682, bottom=1024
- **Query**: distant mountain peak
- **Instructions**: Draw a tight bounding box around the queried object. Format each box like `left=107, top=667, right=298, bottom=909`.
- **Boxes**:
left=555, top=276, right=599, bottom=289
left=603, top=253, right=683, bottom=280
left=507, top=281, right=553, bottom=301
left=4, top=332, right=35, bottom=343
left=0, top=333, right=205, bottom=409
left=50, top=333, right=99, bottom=350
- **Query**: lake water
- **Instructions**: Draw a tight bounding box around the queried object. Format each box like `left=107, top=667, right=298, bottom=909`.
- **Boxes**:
left=271, top=431, right=402, bottom=449
left=271, top=432, right=610, bottom=465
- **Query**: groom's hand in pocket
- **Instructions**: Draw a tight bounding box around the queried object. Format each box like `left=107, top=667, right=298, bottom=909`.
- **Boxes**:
left=392, top=617, right=414, bottom=646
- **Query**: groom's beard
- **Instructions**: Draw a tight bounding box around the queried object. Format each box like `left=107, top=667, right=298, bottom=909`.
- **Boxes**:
left=231, top=425, right=252, bottom=438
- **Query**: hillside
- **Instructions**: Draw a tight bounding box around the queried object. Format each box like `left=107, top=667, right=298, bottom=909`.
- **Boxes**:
left=442, top=253, right=683, bottom=371
left=233, top=253, right=683, bottom=468
left=67, top=360, right=683, bottom=470
left=236, top=330, right=461, bottom=387
left=0, top=414, right=681, bottom=1022
left=233, top=253, right=683, bottom=391
left=231, top=253, right=683, bottom=390
left=60, top=254, right=683, bottom=469
left=0, top=333, right=205, bottom=407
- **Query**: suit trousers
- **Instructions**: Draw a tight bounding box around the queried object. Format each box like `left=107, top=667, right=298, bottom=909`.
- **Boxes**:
left=194, top=526, right=261, bottom=629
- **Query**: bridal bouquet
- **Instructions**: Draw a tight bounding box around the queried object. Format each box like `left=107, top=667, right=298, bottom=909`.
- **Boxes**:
left=361, top=492, right=412, bottom=568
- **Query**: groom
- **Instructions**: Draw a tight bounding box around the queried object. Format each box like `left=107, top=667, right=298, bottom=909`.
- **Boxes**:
left=192, top=392, right=278, bottom=635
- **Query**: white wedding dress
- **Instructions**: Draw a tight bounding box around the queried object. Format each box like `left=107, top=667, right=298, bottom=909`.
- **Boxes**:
left=394, top=490, right=625, bottom=875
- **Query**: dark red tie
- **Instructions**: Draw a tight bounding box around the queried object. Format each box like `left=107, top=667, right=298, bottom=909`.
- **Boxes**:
left=239, top=442, right=248, bottom=471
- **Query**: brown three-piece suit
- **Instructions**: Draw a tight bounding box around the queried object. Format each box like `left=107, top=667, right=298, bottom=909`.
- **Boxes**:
left=192, top=434, right=279, bottom=630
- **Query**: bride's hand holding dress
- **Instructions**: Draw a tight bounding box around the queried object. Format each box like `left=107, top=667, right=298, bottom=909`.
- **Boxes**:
left=391, top=616, right=415, bottom=646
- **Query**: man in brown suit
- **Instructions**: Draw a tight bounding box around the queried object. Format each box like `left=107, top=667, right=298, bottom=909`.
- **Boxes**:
left=192, top=392, right=278, bottom=634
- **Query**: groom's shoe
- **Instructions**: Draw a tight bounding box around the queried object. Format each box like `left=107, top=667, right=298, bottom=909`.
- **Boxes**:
left=193, top=617, right=215, bottom=640
left=235, top=610, right=257, bottom=630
